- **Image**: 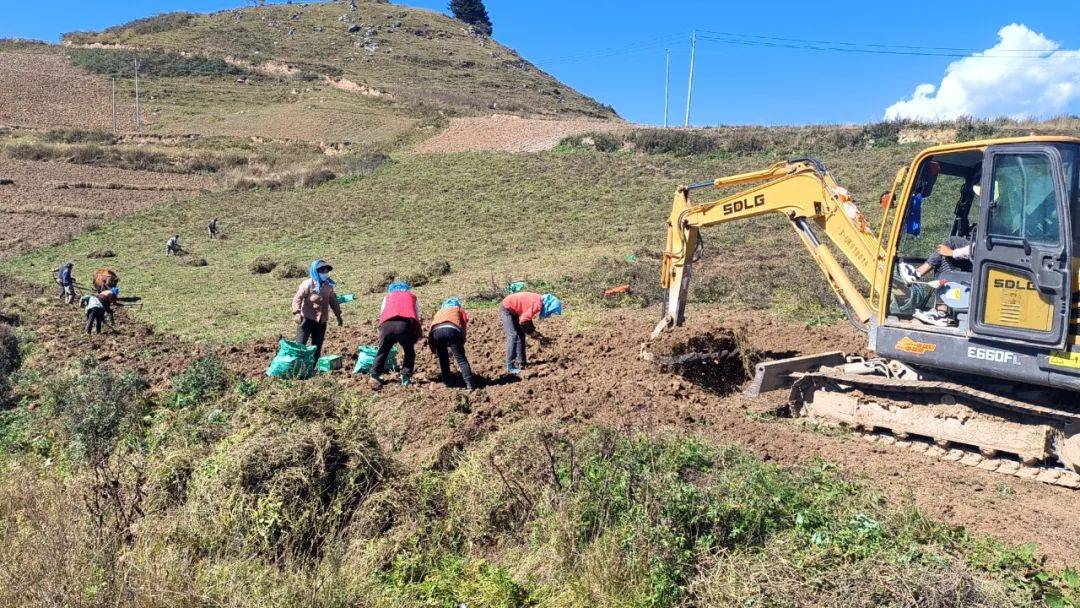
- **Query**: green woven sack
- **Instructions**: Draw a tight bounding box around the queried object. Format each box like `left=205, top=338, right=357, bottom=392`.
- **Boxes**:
left=317, top=355, right=344, bottom=373
left=353, top=344, right=399, bottom=375
left=266, top=339, right=317, bottom=379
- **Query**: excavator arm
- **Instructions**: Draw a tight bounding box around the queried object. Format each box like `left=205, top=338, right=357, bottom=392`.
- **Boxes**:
left=653, top=158, right=886, bottom=338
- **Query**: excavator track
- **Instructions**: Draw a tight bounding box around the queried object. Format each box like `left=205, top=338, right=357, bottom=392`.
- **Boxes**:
left=789, top=371, right=1080, bottom=489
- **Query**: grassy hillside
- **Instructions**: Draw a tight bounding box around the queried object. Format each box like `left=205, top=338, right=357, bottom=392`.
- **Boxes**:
left=0, top=348, right=1076, bottom=607
left=7, top=139, right=914, bottom=342
left=62, top=1, right=615, bottom=120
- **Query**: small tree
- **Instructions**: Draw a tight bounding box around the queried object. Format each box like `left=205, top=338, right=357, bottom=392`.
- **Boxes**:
left=449, top=0, right=492, bottom=37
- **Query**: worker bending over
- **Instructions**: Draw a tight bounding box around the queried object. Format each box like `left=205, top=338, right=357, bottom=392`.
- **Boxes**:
left=207, top=218, right=219, bottom=240
left=371, top=282, right=421, bottom=387
left=499, top=291, right=562, bottom=374
left=428, top=297, right=475, bottom=391
left=166, top=234, right=182, bottom=256
left=81, top=287, right=119, bottom=336
left=291, top=259, right=343, bottom=362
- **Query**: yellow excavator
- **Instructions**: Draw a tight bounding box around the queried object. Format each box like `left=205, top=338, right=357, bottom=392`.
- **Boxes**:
left=653, top=136, right=1080, bottom=487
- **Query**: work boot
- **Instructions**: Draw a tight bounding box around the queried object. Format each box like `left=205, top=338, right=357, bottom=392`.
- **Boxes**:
left=465, top=380, right=477, bottom=392
left=368, top=375, right=385, bottom=391
left=507, top=364, right=522, bottom=375
left=401, top=375, right=412, bottom=387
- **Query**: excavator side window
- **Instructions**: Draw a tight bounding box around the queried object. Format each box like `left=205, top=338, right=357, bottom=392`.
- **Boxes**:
left=986, top=154, right=1060, bottom=246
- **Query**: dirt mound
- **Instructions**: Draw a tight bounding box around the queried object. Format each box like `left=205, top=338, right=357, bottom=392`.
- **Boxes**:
left=414, top=115, right=625, bottom=154
left=5, top=273, right=1079, bottom=566
left=0, top=51, right=136, bottom=131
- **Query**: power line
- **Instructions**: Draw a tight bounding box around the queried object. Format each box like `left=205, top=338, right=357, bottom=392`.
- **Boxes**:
left=696, top=34, right=1063, bottom=59
left=534, top=33, right=684, bottom=65
left=698, top=29, right=1058, bottom=55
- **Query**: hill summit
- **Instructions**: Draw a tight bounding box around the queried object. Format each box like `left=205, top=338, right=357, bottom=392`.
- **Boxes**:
left=63, top=0, right=615, bottom=119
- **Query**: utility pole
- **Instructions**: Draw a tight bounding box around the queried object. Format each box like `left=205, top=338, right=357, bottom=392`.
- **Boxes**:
left=111, top=78, right=117, bottom=133
left=684, top=31, right=696, bottom=127
left=663, top=49, right=670, bottom=128
left=134, top=58, right=141, bottom=132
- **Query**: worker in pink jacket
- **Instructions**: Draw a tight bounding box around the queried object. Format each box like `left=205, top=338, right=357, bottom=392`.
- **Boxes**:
left=371, top=281, right=421, bottom=387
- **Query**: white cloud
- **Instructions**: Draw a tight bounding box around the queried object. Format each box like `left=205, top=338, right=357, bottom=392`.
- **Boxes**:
left=884, top=24, right=1080, bottom=121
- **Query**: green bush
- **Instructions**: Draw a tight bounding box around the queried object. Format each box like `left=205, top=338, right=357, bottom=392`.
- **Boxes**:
left=68, top=48, right=246, bottom=78
left=43, top=129, right=117, bottom=145
left=557, top=131, right=623, bottom=153
left=185, top=382, right=391, bottom=561
left=860, top=121, right=901, bottom=147
left=50, top=360, right=149, bottom=462
left=955, top=118, right=997, bottom=142
left=628, top=129, right=718, bottom=156
left=171, top=356, right=231, bottom=408
left=0, top=324, right=22, bottom=408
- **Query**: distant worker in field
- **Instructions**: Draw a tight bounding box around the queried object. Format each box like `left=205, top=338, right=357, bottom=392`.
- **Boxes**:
left=81, top=287, right=119, bottom=336
left=166, top=234, right=181, bottom=256
left=207, top=217, right=219, bottom=240
left=52, top=261, right=76, bottom=304
left=428, top=297, right=475, bottom=391
left=291, top=259, right=343, bottom=362
left=499, top=291, right=561, bottom=375
left=371, top=282, right=421, bottom=388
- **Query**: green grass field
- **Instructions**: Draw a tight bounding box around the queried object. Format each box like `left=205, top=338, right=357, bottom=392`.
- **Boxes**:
left=7, top=146, right=918, bottom=342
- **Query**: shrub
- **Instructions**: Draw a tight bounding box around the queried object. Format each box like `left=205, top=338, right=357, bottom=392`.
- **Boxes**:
left=860, top=121, right=901, bottom=147
left=43, top=129, right=116, bottom=145
left=249, top=255, right=278, bottom=275
left=628, top=128, right=718, bottom=155
left=557, top=131, right=622, bottom=153
left=273, top=261, right=307, bottom=280
left=171, top=356, right=231, bottom=408
left=184, top=382, right=391, bottom=560
left=298, top=168, right=336, bottom=189
left=50, top=361, right=148, bottom=462
left=4, top=142, right=55, bottom=161
left=0, top=325, right=20, bottom=405
left=955, top=118, right=997, bottom=142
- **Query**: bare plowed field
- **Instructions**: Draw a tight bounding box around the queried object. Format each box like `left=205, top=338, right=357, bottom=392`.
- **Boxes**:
left=7, top=273, right=1077, bottom=567
left=414, top=115, right=624, bottom=153
left=0, top=51, right=138, bottom=131
left=0, top=157, right=210, bottom=258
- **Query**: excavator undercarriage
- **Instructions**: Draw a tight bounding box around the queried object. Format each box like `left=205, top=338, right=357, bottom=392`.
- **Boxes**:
left=762, top=357, right=1080, bottom=487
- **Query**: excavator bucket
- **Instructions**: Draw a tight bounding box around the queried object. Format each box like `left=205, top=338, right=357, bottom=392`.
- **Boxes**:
left=745, top=351, right=845, bottom=397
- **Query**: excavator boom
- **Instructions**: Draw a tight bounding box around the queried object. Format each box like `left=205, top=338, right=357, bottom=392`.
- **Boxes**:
left=654, top=158, right=884, bottom=337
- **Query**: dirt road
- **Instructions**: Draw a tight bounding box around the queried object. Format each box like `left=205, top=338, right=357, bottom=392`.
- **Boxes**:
left=6, top=276, right=1077, bottom=566
left=414, top=115, right=624, bottom=153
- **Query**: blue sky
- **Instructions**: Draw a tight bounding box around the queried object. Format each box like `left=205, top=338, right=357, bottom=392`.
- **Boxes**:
left=5, top=0, right=1080, bottom=125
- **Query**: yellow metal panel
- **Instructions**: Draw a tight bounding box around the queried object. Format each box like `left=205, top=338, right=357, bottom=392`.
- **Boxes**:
left=981, top=267, right=1053, bottom=332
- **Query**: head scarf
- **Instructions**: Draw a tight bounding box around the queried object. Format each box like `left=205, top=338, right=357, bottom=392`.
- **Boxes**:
left=64, top=261, right=73, bottom=268
left=388, top=282, right=410, bottom=293
left=309, top=259, right=336, bottom=294
left=441, top=297, right=462, bottom=310
left=540, top=293, right=563, bottom=318
left=110, top=287, right=120, bottom=297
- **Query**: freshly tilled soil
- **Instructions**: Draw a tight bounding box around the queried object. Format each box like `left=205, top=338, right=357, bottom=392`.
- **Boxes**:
left=7, top=274, right=1079, bottom=566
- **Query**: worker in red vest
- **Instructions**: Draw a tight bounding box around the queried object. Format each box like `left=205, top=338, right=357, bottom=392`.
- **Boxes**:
left=499, top=291, right=562, bottom=374
left=371, top=281, right=421, bottom=387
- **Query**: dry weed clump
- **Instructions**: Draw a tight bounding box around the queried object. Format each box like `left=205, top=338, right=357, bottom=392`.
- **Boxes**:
left=273, top=261, right=307, bottom=280
left=249, top=255, right=278, bottom=274
left=183, top=382, right=391, bottom=561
